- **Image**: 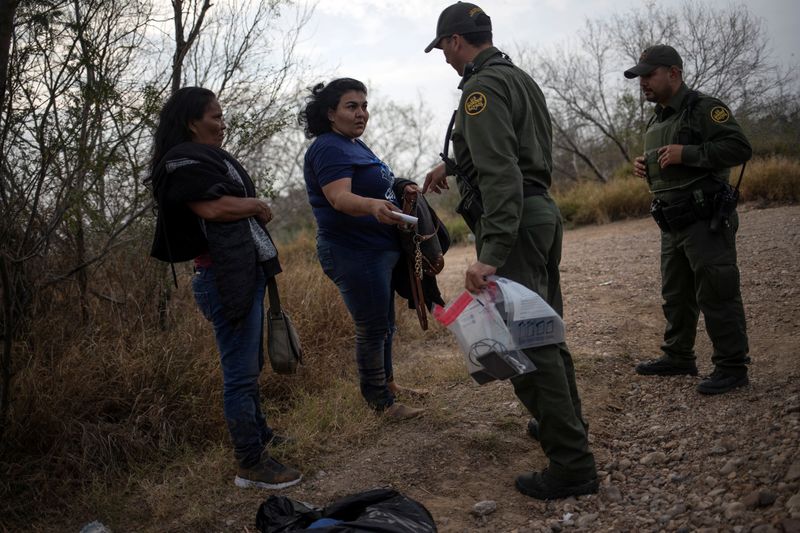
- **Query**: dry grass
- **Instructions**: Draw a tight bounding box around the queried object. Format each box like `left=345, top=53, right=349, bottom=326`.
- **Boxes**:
left=739, top=156, right=800, bottom=204
left=553, top=155, right=799, bottom=227
left=2, top=265, right=226, bottom=525
left=554, top=173, right=652, bottom=226
left=0, top=228, right=456, bottom=529
left=277, top=379, right=381, bottom=464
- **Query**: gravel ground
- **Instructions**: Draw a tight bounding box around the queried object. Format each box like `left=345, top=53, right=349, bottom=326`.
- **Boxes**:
left=393, top=204, right=800, bottom=532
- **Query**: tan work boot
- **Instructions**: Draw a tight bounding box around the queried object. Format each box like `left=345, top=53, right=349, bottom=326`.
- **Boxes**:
left=234, top=457, right=302, bottom=489
left=384, top=402, right=425, bottom=420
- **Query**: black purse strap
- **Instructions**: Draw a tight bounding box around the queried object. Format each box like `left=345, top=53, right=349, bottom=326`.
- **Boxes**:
left=266, top=276, right=282, bottom=316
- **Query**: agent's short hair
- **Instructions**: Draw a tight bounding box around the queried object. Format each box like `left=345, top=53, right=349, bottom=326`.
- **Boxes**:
left=298, top=78, right=367, bottom=139
left=461, top=29, right=492, bottom=47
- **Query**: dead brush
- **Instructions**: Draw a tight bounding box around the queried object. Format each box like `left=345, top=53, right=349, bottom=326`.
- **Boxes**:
left=739, top=156, right=800, bottom=204
left=1, top=226, right=465, bottom=527
left=1, top=265, right=227, bottom=523
left=553, top=155, right=800, bottom=228
left=554, top=174, right=651, bottom=226
left=273, top=379, right=381, bottom=465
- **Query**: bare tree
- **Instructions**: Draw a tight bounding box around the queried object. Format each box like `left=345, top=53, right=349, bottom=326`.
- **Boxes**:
left=0, top=0, right=315, bottom=434
left=609, top=1, right=788, bottom=114
left=148, top=0, right=314, bottom=327
left=0, top=0, right=19, bottom=110
left=170, top=0, right=211, bottom=94
left=519, top=0, right=792, bottom=183
left=0, top=0, right=20, bottom=438
left=363, top=95, right=440, bottom=183
left=0, top=0, right=157, bottom=436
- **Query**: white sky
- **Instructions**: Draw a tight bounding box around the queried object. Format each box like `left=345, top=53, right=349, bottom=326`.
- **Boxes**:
left=289, top=0, right=799, bottom=129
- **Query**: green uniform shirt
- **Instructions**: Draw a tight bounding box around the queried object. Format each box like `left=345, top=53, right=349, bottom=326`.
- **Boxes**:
left=644, top=83, right=752, bottom=199
left=452, top=46, right=553, bottom=268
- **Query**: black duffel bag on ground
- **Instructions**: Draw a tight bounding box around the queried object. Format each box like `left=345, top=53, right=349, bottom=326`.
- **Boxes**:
left=255, top=487, right=437, bottom=533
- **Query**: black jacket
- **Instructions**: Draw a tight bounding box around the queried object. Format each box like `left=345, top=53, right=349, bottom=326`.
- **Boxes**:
left=150, top=142, right=280, bottom=323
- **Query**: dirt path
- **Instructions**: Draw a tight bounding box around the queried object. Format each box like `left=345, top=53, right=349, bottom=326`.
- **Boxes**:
left=134, top=205, right=799, bottom=532
left=301, top=204, right=799, bottom=532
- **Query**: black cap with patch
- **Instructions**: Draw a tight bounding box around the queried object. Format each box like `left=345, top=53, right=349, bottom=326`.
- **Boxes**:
left=624, top=45, right=683, bottom=79
left=424, top=2, right=491, bottom=53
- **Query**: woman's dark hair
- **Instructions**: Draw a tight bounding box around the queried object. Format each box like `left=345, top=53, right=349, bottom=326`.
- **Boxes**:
left=149, top=86, right=217, bottom=178
left=298, top=78, right=367, bottom=139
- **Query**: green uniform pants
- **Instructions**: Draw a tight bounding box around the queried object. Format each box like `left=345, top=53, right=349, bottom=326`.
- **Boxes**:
left=476, top=195, right=596, bottom=481
left=659, top=211, right=749, bottom=375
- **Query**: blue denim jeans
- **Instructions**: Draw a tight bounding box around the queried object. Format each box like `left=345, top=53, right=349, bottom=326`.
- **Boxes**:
left=192, top=265, right=273, bottom=468
left=317, top=238, right=399, bottom=410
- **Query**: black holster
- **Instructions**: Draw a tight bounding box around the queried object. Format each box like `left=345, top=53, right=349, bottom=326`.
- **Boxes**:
left=709, top=183, right=739, bottom=233
left=455, top=185, right=483, bottom=232
left=456, top=181, right=546, bottom=232
left=651, top=194, right=714, bottom=233
left=650, top=199, right=672, bottom=232
left=660, top=199, right=698, bottom=231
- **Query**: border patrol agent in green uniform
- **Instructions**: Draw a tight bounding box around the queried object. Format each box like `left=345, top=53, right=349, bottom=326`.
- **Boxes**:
left=423, top=2, right=597, bottom=500
left=625, top=45, right=751, bottom=394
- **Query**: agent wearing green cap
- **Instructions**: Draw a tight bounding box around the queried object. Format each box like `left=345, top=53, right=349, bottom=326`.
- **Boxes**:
left=625, top=44, right=751, bottom=394
left=422, top=2, right=597, bottom=500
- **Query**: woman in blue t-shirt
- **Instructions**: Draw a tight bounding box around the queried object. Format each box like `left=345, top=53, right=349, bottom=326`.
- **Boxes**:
left=300, top=78, right=424, bottom=419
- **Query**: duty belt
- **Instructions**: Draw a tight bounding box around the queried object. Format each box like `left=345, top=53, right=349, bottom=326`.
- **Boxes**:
left=523, top=182, right=547, bottom=197
left=649, top=189, right=719, bottom=233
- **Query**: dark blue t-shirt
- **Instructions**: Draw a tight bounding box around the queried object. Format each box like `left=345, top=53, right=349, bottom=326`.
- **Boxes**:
left=304, top=132, right=400, bottom=250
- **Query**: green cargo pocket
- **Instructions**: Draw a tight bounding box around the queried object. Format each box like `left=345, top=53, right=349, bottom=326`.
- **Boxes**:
left=703, top=264, right=740, bottom=300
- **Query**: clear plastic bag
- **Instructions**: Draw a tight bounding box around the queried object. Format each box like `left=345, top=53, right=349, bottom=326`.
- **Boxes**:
left=434, top=284, right=536, bottom=384
left=478, top=276, right=565, bottom=350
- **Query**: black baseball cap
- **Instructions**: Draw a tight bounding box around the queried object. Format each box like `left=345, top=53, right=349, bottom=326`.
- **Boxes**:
left=424, top=2, right=492, bottom=53
left=624, top=45, right=683, bottom=79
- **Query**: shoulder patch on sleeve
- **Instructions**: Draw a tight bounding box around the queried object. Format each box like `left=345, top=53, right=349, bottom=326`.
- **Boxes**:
left=710, top=106, right=730, bottom=123
left=465, top=92, right=487, bottom=116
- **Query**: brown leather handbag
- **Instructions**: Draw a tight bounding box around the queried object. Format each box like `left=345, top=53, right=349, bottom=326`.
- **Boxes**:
left=397, top=189, right=449, bottom=330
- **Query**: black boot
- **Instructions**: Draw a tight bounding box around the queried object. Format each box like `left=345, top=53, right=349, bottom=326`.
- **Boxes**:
left=527, top=418, right=539, bottom=441
left=635, top=356, right=698, bottom=376
left=697, top=369, right=748, bottom=395
left=515, top=468, right=598, bottom=500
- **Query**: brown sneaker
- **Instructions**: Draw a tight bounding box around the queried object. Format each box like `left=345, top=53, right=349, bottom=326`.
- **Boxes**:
left=384, top=402, right=425, bottom=420
left=234, top=457, right=302, bottom=489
